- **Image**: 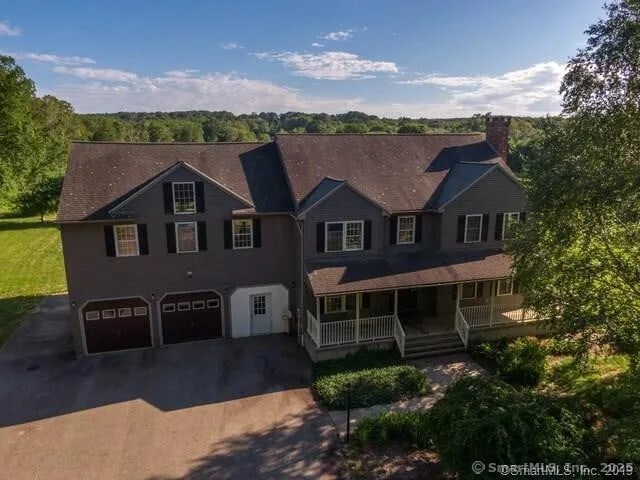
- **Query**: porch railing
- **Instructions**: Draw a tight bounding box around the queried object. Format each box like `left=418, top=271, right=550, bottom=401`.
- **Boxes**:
left=393, top=315, right=406, bottom=357
left=455, top=306, right=470, bottom=349
left=306, top=311, right=395, bottom=348
left=461, top=301, right=537, bottom=329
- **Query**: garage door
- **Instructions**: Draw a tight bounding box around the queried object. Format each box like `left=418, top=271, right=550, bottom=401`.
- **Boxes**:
left=160, top=291, right=222, bottom=344
left=82, top=298, right=152, bottom=354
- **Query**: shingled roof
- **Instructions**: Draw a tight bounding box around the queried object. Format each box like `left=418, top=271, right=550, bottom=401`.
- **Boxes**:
left=275, top=133, right=509, bottom=212
left=57, top=142, right=294, bottom=222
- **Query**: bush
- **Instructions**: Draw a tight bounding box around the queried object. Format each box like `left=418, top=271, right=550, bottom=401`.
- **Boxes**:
left=312, top=348, right=402, bottom=379
left=353, top=411, right=431, bottom=449
left=429, top=377, right=592, bottom=479
left=499, top=337, right=547, bottom=386
left=541, top=336, right=581, bottom=355
left=314, top=364, right=428, bottom=410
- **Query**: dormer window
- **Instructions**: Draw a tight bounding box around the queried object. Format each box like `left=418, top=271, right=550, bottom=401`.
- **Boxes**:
left=502, top=212, right=520, bottom=240
left=397, top=216, right=416, bottom=244
left=173, top=182, right=196, bottom=214
left=464, top=214, right=483, bottom=243
left=325, top=221, right=363, bottom=252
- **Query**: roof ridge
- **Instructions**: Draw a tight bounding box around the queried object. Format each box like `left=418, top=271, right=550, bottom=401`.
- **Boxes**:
left=71, top=141, right=267, bottom=145
left=275, top=133, right=484, bottom=137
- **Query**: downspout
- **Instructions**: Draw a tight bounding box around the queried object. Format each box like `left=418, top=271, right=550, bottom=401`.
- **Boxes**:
left=295, top=219, right=305, bottom=346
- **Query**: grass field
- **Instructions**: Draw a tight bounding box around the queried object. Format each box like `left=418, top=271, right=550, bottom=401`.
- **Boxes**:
left=0, top=214, right=66, bottom=345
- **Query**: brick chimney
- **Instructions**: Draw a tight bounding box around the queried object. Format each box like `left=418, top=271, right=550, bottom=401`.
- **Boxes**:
left=485, top=116, right=511, bottom=162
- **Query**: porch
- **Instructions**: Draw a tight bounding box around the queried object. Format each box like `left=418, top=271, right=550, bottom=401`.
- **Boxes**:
left=304, top=280, right=539, bottom=357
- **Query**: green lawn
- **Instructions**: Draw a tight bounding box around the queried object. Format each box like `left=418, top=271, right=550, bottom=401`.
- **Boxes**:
left=0, top=214, right=66, bottom=345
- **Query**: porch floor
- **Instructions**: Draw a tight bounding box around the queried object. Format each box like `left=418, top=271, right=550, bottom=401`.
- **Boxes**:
left=399, top=312, right=454, bottom=337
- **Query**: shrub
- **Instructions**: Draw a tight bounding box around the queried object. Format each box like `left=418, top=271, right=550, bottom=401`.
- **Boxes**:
left=541, top=336, right=581, bottom=355
left=312, top=348, right=402, bottom=379
left=471, top=339, right=508, bottom=372
left=428, top=377, right=592, bottom=479
left=499, top=337, right=547, bottom=386
left=353, top=411, right=431, bottom=449
left=314, top=364, right=428, bottom=410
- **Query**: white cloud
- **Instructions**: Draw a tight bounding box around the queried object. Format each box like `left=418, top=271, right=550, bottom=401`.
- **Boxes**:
left=0, top=20, right=20, bottom=36
left=165, top=69, right=200, bottom=78
left=220, top=42, right=243, bottom=50
left=1, top=50, right=95, bottom=66
left=44, top=68, right=365, bottom=114
left=398, top=62, right=565, bottom=115
left=254, top=50, right=398, bottom=80
left=322, top=30, right=354, bottom=41
left=54, top=66, right=139, bottom=83
left=311, top=42, right=325, bottom=48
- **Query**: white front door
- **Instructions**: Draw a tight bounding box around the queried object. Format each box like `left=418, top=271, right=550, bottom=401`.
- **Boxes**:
left=250, top=293, right=272, bottom=335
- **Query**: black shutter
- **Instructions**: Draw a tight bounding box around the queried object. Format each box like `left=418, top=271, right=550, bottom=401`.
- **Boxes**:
left=481, top=214, right=489, bottom=241
left=252, top=218, right=261, bottom=248
left=224, top=220, right=233, bottom=249
left=319, top=297, right=325, bottom=314
left=195, top=181, right=205, bottom=213
left=137, top=224, right=149, bottom=255
left=363, top=220, right=372, bottom=250
left=166, top=223, right=176, bottom=253
left=414, top=215, right=422, bottom=243
left=163, top=182, right=173, bottom=214
left=520, top=211, right=527, bottom=223
left=104, top=225, right=116, bottom=257
left=477, top=282, right=484, bottom=297
left=361, top=293, right=370, bottom=310
left=456, top=215, right=465, bottom=243
left=316, top=222, right=325, bottom=253
left=197, top=221, right=207, bottom=251
left=390, top=215, right=397, bottom=245
left=495, top=213, right=504, bottom=240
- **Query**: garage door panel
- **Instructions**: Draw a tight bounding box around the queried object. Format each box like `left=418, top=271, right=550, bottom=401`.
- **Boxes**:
left=160, top=291, right=222, bottom=345
left=82, top=298, right=152, bottom=354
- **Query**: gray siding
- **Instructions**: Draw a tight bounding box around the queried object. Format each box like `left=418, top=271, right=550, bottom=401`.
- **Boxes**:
left=384, top=213, right=440, bottom=254
left=303, top=185, right=384, bottom=260
left=440, top=168, right=526, bottom=252
left=62, top=166, right=296, bottom=353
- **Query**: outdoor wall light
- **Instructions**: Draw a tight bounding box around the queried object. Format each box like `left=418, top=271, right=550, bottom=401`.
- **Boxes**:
left=151, top=293, right=156, bottom=299
left=186, top=271, right=193, bottom=278
left=71, top=301, right=76, bottom=307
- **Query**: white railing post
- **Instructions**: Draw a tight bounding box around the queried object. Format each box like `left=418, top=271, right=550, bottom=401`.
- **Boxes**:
left=355, top=293, right=361, bottom=344
left=489, top=280, right=495, bottom=327
left=394, top=314, right=406, bottom=357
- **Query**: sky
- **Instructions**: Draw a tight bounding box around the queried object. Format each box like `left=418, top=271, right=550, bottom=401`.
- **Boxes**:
left=1, top=0, right=606, bottom=117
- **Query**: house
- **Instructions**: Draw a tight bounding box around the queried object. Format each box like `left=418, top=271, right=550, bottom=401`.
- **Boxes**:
left=57, top=116, right=541, bottom=359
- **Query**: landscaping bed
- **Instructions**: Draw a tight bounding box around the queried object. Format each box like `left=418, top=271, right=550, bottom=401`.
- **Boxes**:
left=312, top=348, right=429, bottom=410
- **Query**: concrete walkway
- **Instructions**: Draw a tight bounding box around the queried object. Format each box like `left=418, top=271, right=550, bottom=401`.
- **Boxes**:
left=329, top=353, right=484, bottom=439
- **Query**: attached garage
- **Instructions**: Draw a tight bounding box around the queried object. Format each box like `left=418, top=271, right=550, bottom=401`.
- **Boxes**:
left=159, top=290, right=223, bottom=344
left=230, top=284, right=290, bottom=338
left=81, top=297, right=152, bottom=354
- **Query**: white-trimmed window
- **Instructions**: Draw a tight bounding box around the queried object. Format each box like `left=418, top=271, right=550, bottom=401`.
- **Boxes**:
left=461, top=282, right=478, bottom=300
left=173, top=182, right=196, bottom=214
left=118, top=307, right=132, bottom=318
left=397, top=216, right=416, bottom=244
left=502, top=212, right=521, bottom=240
left=162, top=303, right=176, bottom=313
left=85, top=311, right=100, bottom=321
left=207, top=299, right=219, bottom=309
left=497, top=278, right=514, bottom=296
left=133, top=306, right=147, bottom=316
left=175, top=222, right=198, bottom=253
left=232, top=219, right=253, bottom=249
left=325, top=221, right=364, bottom=252
left=464, top=214, right=483, bottom=243
left=177, top=302, right=190, bottom=311
left=324, top=295, right=347, bottom=313
left=192, top=300, right=205, bottom=310
left=102, top=309, right=116, bottom=319
left=114, top=224, right=139, bottom=257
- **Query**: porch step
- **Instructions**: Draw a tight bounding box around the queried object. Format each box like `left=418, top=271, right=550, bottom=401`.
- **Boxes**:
left=402, top=332, right=466, bottom=359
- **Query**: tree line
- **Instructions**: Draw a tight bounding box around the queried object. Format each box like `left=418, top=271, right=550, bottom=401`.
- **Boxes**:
left=0, top=54, right=545, bottom=217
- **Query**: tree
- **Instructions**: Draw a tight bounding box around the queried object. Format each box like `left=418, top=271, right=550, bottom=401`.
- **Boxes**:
left=15, top=175, right=62, bottom=222
left=511, top=0, right=640, bottom=369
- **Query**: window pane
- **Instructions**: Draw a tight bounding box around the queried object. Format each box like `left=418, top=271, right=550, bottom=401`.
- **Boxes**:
left=465, top=216, right=482, bottom=242
left=177, top=223, right=197, bottom=252
left=233, top=219, right=253, bottom=248
left=325, top=296, right=344, bottom=312
left=503, top=213, right=520, bottom=240
left=173, top=183, right=195, bottom=213
left=115, top=225, right=139, bottom=257
left=326, top=224, right=343, bottom=252
left=462, top=283, right=476, bottom=299
left=499, top=279, right=513, bottom=295
left=345, top=222, right=362, bottom=250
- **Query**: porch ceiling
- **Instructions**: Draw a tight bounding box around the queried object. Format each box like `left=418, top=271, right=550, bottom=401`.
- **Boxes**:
left=306, top=249, right=513, bottom=295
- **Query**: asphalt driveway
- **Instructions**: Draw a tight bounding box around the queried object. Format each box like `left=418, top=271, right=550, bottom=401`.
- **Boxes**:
left=0, top=295, right=340, bottom=480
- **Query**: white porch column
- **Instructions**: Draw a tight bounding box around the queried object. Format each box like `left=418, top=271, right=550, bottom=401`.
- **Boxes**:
left=489, top=281, right=496, bottom=327
left=316, top=297, right=321, bottom=322
left=394, top=289, right=399, bottom=317
left=355, top=293, right=361, bottom=343
left=456, top=283, right=461, bottom=314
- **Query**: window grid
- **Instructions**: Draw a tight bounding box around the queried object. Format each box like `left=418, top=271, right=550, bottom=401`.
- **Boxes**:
left=345, top=222, right=363, bottom=250
left=324, top=295, right=346, bottom=313
left=253, top=295, right=266, bottom=315
left=173, top=182, right=196, bottom=214
left=325, top=221, right=364, bottom=252
left=461, top=282, right=477, bottom=300
left=232, top=219, right=253, bottom=249
left=464, top=214, right=482, bottom=243
left=175, top=222, right=198, bottom=253
left=114, top=224, right=139, bottom=257
left=502, top=212, right=520, bottom=240
left=397, top=216, right=416, bottom=244
left=497, top=279, right=514, bottom=296
left=325, top=223, right=344, bottom=252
